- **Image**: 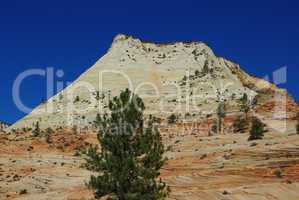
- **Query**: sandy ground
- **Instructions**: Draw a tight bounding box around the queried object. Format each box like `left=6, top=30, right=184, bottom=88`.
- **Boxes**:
left=1, top=117, right=299, bottom=200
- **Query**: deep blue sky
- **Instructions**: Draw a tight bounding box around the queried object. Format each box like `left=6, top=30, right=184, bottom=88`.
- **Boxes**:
left=0, top=0, right=298, bottom=124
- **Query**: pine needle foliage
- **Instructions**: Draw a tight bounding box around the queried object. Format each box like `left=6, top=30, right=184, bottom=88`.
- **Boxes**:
left=84, top=89, right=169, bottom=200
left=32, top=121, right=41, bottom=137
left=248, top=117, right=266, bottom=141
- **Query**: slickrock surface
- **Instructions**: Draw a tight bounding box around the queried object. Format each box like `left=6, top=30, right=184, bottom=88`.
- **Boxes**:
left=1, top=114, right=299, bottom=200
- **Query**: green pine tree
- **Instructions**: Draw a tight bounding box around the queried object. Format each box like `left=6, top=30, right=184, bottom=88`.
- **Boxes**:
left=84, top=89, right=169, bottom=200
left=45, top=127, right=53, bottom=143
left=74, top=96, right=80, bottom=103
left=248, top=117, right=266, bottom=141
left=240, top=93, right=248, bottom=105
left=210, top=120, right=218, bottom=135
left=194, top=70, right=200, bottom=77
left=94, top=113, right=102, bottom=128
left=217, top=102, right=226, bottom=134
left=32, top=121, right=41, bottom=137
left=167, top=114, right=177, bottom=124
left=202, top=60, right=209, bottom=75
left=240, top=93, right=250, bottom=119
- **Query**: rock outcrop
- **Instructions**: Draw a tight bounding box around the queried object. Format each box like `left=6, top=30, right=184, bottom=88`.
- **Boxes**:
left=8, top=34, right=294, bottom=130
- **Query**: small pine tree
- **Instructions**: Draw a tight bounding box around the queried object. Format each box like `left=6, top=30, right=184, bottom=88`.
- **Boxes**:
left=45, top=127, right=54, bottom=144
left=95, top=91, right=100, bottom=100
left=210, top=120, right=218, bottom=135
left=195, top=70, right=200, bottom=77
left=59, top=93, right=63, bottom=101
left=74, top=96, right=80, bottom=103
left=241, top=102, right=250, bottom=119
left=217, top=102, right=226, bottom=134
left=45, top=127, right=54, bottom=134
left=248, top=117, right=266, bottom=141
left=84, top=89, right=169, bottom=200
left=240, top=93, right=248, bottom=105
left=251, top=96, right=258, bottom=106
left=168, top=114, right=177, bottom=124
left=182, top=75, right=187, bottom=81
left=240, top=93, right=250, bottom=119
left=32, top=122, right=41, bottom=137
left=202, top=60, right=209, bottom=75
left=93, top=113, right=101, bottom=128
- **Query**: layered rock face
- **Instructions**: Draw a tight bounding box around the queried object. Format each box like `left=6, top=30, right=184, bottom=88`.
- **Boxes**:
left=9, top=34, right=288, bottom=130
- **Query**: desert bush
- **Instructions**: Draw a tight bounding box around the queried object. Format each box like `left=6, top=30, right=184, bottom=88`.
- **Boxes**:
left=185, top=113, right=191, bottom=118
left=45, top=127, right=54, bottom=134
left=19, top=189, right=27, bottom=195
left=211, top=120, right=218, bottom=134
left=248, top=117, right=266, bottom=141
left=59, top=93, right=63, bottom=101
left=273, top=169, right=283, bottom=178
left=168, top=114, right=177, bottom=124
left=93, top=113, right=101, bottom=128
left=45, top=127, right=54, bottom=143
left=74, top=96, right=80, bottom=103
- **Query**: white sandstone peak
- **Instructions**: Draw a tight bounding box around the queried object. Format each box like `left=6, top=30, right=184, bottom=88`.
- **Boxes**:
left=8, top=34, right=277, bottom=130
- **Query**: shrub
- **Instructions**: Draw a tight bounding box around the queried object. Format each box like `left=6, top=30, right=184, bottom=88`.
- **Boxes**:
left=94, top=113, right=101, bottom=128
left=74, top=96, right=80, bottom=103
left=95, top=91, right=100, bottom=100
left=248, top=117, right=266, bottom=141
left=185, top=113, right=191, bottom=118
left=210, top=120, right=218, bottom=134
left=241, top=103, right=250, bottom=116
left=45, top=127, right=54, bottom=143
left=19, top=189, right=27, bottom=195
left=59, top=93, right=63, bottom=101
left=45, top=127, right=54, bottom=134
left=273, top=169, right=283, bottom=178
left=183, top=75, right=187, bottom=81
left=168, top=114, right=177, bottom=124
